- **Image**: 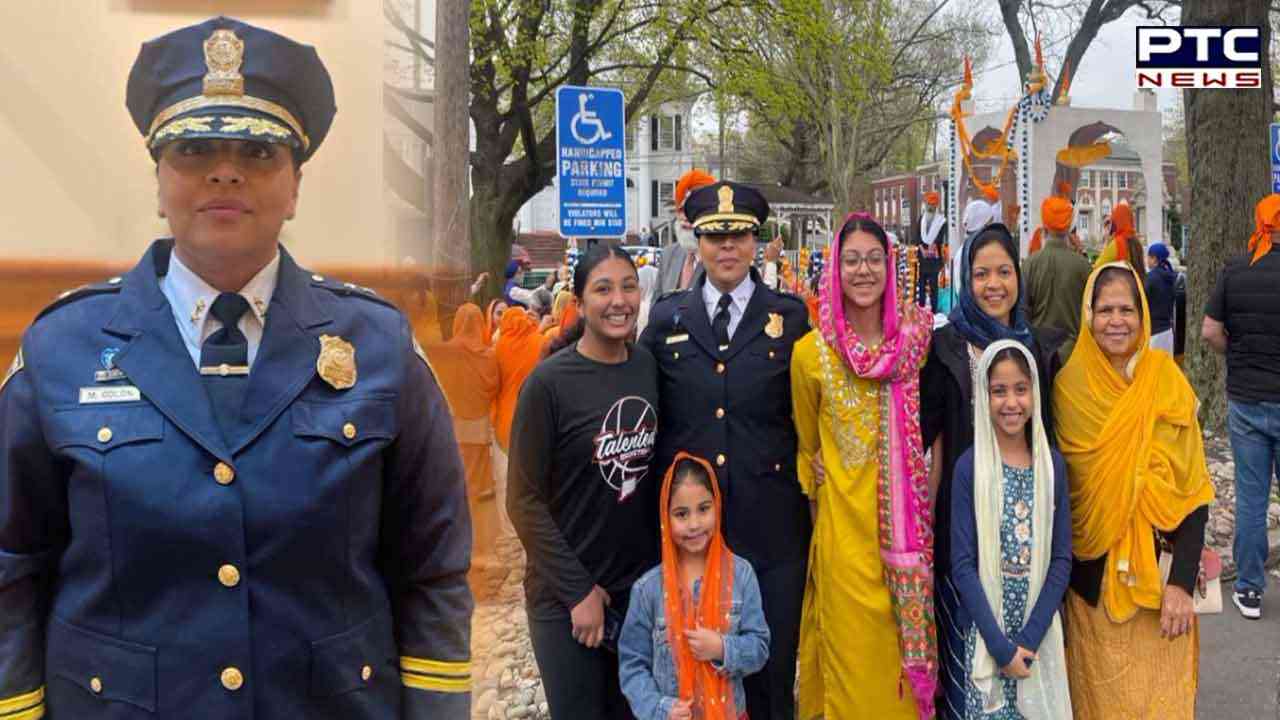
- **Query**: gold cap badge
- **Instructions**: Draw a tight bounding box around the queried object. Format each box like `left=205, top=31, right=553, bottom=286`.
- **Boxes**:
left=203, top=29, right=245, bottom=96
left=316, top=335, right=357, bottom=390
left=765, top=312, right=784, bottom=339
left=718, top=185, right=735, bottom=214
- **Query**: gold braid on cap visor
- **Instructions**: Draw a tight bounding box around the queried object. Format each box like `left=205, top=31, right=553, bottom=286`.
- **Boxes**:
left=693, top=213, right=760, bottom=234
left=146, top=94, right=310, bottom=151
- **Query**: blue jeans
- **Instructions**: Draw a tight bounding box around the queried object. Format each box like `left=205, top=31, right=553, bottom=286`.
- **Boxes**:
left=1228, top=399, right=1280, bottom=594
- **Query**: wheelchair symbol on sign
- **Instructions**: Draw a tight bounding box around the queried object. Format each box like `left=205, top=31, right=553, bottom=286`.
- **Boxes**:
left=571, top=93, right=613, bottom=145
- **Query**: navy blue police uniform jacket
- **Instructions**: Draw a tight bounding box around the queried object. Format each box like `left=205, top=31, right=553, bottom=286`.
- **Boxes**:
left=638, top=268, right=813, bottom=573
left=0, top=240, right=472, bottom=719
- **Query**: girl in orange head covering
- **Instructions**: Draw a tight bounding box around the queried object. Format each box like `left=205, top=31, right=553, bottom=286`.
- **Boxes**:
left=619, top=453, right=770, bottom=720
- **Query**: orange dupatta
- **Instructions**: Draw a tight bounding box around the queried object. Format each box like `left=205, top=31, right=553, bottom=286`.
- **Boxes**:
left=493, top=308, right=546, bottom=450
left=660, top=452, right=736, bottom=720
left=1109, top=203, right=1136, bottom=263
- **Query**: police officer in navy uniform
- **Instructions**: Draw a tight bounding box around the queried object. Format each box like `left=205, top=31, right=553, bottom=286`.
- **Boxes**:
left=639, top=181, right=812, bottom=720
left=0, top=17, right=471, bottom=719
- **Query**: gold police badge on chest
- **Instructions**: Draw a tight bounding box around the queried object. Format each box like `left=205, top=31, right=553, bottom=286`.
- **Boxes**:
left=316, top=335, right=357, bottom=390
left=765, top=312, right=784, bottom=339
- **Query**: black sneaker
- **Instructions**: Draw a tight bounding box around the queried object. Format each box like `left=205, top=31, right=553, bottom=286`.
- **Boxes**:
left=1233, top=589, right=1262, bottom=619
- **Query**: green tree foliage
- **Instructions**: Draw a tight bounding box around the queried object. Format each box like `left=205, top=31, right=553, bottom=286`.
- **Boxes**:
left=702, top=0, right=988, bottom=213
left=465, top=0, right=736, bottom=289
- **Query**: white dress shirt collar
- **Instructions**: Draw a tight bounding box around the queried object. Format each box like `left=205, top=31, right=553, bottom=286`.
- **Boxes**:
left=161, top=248, right=280, bottom=367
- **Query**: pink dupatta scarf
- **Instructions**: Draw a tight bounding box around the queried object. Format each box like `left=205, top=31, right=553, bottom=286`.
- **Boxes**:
left=817, top=213, right=937, bottom=719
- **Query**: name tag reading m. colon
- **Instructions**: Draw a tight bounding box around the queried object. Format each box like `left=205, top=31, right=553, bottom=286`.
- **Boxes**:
left=79, top=386, right=142, bottom=404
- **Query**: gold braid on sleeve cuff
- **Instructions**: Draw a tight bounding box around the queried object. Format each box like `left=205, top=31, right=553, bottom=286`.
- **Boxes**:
left=399, top=657, right=470, bottom=694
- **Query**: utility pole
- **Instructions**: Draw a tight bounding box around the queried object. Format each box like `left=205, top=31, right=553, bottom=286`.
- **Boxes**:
left=431, top=0, right=472, bottom=290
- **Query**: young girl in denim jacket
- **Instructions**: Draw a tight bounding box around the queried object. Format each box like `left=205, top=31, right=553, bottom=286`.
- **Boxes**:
left=619, top=453, right=770, bottom=720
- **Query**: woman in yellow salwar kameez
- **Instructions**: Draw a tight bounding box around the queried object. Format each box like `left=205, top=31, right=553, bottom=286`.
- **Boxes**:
left=792, top=213, right=938, bottom=720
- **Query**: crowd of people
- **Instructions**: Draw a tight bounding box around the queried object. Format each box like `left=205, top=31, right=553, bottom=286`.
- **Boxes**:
left=423, top=168, right=1280, bottom=720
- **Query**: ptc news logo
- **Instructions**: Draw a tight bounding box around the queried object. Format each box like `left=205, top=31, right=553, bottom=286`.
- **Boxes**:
left=1137, top=26, right=1262, bottom=88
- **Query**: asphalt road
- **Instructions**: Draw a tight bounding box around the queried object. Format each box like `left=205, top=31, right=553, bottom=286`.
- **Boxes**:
left=1197, top=572, right=1280, bottom=719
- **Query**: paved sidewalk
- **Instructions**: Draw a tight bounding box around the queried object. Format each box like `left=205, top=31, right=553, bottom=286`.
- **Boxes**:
left=1197, top=564, right=1280, bottom=720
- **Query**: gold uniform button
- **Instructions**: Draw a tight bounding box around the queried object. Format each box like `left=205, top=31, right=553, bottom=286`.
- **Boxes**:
left=214, top=463, right=235, bottom=485
left=715, top=408, right=725, bottom=419
left=673, top=352, right=680, bottom=360
left=716, top=454, right=726, bottom=467
left=97, top=427, right=113, bottom=444
left=218, top=564, right=241, bottom=588
left=361, top=665, right=373, bottom=682
left=221, top=667, right=244, bottom=691
left=769, top=351, right=776, bottom=359
left=775, top=463, right=782, bottom=472
left=90, top=677, right=103, bottom=694
left=342, top=422, right=357, bottom=440
left=715, top=363, right=725, bottom=374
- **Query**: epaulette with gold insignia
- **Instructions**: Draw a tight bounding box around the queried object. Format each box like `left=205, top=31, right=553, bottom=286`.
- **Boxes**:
left=34, top=276, right=125, bottom=324
left=0, top=347, right=24, bottom=394
left=653, top=287, right=690, bottom=305
left=307, top=272, right=399, bottom=311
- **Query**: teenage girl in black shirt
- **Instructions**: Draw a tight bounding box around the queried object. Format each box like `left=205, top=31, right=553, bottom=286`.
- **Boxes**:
left=508, top=245, right=660, bottom=719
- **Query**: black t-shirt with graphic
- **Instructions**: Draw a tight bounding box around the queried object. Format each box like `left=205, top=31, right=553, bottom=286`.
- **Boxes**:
left=507, top=343, right=660, bottom=620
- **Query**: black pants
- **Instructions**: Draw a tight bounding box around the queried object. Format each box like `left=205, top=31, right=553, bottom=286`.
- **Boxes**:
left=743, top=558, right=806, bottom=720
left=528, top=614, right=633, bottom=720
left=919, top=257, right=943, bottom=311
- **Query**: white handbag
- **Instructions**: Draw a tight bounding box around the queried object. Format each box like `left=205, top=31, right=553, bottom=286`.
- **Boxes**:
left=1159, top=548, right=1223, bottom=615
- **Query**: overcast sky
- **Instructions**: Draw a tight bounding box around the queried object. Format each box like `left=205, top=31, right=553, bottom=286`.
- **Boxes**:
left=971, top=6, right=1178, bottom=118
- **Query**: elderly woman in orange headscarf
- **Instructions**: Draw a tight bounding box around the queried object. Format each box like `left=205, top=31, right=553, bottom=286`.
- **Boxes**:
left=492, top=306, right=548, bottom=536
left=1094, top=203, right=1146, bottom=280
left=1053, top=262, right=1214, bottom=719
left=427, top=303, right=502, bottom=562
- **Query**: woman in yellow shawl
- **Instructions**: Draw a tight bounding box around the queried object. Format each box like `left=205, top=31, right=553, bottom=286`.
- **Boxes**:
left=1052, top=263, right=1213, bottom=719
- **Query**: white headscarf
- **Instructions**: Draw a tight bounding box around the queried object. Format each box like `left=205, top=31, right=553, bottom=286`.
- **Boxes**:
left=950, top=200, right=999, bottom=301
left=970, top=340, right=1072, bottom=720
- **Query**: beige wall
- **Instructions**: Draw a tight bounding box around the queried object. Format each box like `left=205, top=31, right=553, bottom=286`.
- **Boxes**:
left=0, top=0, right=391, bottom=266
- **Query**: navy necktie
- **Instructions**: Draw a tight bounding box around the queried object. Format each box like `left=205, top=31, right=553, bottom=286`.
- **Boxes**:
left=712, top=293, right=733, bottom=349
left=200, top=292, right=251, bottom=438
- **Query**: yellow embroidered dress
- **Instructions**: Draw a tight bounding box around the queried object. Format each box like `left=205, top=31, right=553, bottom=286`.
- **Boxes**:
left=791, top=330, right=919, bottom=720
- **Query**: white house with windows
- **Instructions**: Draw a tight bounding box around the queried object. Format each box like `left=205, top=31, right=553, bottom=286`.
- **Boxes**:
left=516, top=100, right=696, bottom=243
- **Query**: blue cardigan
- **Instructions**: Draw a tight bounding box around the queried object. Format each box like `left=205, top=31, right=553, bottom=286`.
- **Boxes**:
left=949, top=447, right=1073, bottom=668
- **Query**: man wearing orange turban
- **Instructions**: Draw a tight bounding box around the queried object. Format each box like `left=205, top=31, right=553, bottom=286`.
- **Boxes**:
left=918, top=190, right=946, bottom=310
left=1024, top=195, right=1092, bottom=357
left=1202, top=192, right=1280, bottom=621
left=658, top=169, right=717, bottom=294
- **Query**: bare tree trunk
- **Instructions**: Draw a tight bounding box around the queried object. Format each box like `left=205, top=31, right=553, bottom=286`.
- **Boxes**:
left=432, top=0, right=472, bottom=307
left=1182, top=0, right=1274, bottom=432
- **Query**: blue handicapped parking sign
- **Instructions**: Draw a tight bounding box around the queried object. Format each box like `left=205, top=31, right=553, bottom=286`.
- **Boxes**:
left=556, top=86, right=627, bottom=238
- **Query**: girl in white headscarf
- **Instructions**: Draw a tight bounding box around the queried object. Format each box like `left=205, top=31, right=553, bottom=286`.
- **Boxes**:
left=949, top=340, right=1072, bottom=719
